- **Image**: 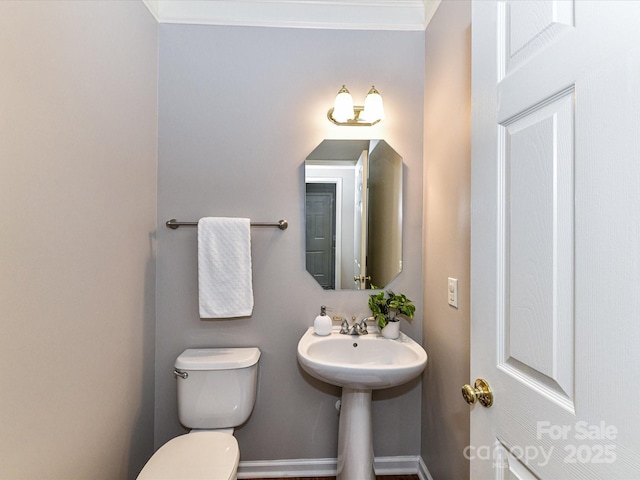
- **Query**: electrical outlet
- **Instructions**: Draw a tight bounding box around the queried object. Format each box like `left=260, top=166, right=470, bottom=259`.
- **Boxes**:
left=448, top=277, right=458, bottom=308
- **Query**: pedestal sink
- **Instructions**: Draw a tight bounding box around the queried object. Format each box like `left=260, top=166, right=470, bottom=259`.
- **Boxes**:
left=297, top=327, right=427, bottom=480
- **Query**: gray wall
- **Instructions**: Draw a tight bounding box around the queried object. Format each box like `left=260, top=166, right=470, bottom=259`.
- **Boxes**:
left=156, top=24, right=425, bottom=462
left=422, top=1, right=472, bottom=479
left=0, top=1, right=158, bottom=479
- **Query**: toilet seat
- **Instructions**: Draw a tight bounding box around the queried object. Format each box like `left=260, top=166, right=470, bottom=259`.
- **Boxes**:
left=137, top=431, right=239, bottom=480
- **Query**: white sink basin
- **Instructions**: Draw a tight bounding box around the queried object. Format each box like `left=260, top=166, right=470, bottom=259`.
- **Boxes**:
left=297, top=327, right=427, bottom=390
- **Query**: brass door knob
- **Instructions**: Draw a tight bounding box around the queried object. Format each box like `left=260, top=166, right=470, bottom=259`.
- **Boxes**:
left=461, top=378, right=493, bottom=407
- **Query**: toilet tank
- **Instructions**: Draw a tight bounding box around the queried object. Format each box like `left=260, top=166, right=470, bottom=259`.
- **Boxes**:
left=175, top=348, right=260, bottom=429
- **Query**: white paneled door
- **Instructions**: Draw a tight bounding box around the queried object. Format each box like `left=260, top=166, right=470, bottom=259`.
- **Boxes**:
left=470, top=1, right=640, bottom=478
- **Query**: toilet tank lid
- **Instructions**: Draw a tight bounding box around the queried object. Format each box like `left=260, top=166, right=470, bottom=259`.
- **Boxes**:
left=175, top=348, right=261, bottom=370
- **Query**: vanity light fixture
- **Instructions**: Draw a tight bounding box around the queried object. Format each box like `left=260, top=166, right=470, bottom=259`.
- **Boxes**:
left=327, top=85, right=385, bottom=126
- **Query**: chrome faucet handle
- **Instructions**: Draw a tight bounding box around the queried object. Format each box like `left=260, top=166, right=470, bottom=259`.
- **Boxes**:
left=359, top=318, right=368, bottom=335
left=337, top=317, right=350, bottom=334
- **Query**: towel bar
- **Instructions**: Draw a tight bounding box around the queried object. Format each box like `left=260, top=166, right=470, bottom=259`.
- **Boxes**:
left=166, top=219, right=288, bottom=230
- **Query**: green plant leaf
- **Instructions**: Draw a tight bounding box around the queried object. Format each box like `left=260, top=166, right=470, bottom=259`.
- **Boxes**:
left=368, top=290, right=415, bottom=325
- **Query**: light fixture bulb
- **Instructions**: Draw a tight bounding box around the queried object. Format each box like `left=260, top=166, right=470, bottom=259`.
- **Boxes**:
left=332, top=85, right=355, bottom=123
left=362, top=85, right=385, bottom=122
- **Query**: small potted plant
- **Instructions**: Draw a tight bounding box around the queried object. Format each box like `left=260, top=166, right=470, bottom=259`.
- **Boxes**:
left=368, top=290, right=415, bottom=339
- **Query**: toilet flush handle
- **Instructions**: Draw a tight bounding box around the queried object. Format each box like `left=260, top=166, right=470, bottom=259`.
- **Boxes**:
left=173, top=369, right=188, bottom=379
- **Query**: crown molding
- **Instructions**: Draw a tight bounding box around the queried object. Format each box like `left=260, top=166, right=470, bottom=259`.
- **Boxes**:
left=143, top=0, right=441, bottom=31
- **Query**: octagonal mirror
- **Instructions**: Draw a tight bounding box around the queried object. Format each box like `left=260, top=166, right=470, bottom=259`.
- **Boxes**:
left=305, top=139, right=402, bottom=290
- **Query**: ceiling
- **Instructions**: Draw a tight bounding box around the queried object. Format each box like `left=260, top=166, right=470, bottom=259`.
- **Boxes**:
left=142, top=0, right=441, bottom=31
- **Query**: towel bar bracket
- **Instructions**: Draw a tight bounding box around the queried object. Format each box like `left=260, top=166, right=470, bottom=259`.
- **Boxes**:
left=166, top=219, right=288, bottom=231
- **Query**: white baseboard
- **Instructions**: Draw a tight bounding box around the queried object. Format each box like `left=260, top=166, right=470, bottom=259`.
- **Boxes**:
left=237, top=457, right=335, bottom=478
left=237, top=455, right=423, bottom=478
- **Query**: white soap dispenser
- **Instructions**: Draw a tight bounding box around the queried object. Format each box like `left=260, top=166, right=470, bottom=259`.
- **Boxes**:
left=314, top=305, right=332, bottom=336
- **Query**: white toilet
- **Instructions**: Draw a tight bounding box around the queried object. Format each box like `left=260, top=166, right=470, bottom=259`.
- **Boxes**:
left=137, top=347, right=261, bottom=480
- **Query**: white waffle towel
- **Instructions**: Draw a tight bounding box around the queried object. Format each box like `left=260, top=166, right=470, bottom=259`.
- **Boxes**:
left=198, top=217, right=254, bottom=318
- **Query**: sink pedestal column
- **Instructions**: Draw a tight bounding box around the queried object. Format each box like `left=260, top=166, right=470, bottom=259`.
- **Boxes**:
left=337, top=388, right=375, bottom=480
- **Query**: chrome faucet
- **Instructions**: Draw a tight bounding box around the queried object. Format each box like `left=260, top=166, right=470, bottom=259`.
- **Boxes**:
left=335, top=316, right=369, bottom=335
left=348, top=316, right=369, bottom=336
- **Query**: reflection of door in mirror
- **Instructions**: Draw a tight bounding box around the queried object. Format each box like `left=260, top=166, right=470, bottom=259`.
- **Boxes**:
left=306, top=163, right=352, bottom=289
left=353, top=150, right=369, bottom=290
left=305, top=182, right=337, bottom=289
